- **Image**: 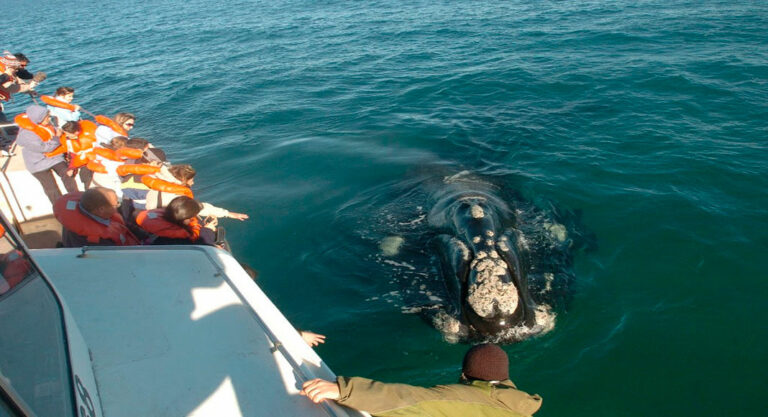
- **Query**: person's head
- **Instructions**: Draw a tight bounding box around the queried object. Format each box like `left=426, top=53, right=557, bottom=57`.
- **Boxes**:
left=125, top=137, right=150, bottom=151
left=169, top=164, right=196, bottom=186
left=61, top=121, right=81, bottom=139
left=13, top=53, right=28, bottom=68
left=461, top=344, right=509, bottom=382
left=114, top=112, right=135, bottom=132
left=80, top=188, right=119, bottom=220
left=55, top=86, right=75, bottom=102
left=165, top=196, right=202, bottom=226
left=25, top=104, right=49, bottom=124
left=141, top=147, right=166, bottom=164
left=108, top=136, right=128, bottom=150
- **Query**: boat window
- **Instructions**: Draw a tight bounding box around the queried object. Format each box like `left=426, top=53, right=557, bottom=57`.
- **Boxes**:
left=0, top=228, right=75, bottom=416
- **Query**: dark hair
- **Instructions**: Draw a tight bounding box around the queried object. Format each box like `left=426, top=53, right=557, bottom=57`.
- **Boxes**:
left=13, top=53, right=29, bottom=64
left=125, top=138, right=149, bottom=149
left=169, top=164, right=196, bottom=182
left=55, top=86, right=75, bottom=96
left=61, top=121, right=81, bottom=134
left=164, top=196, right=202, bottom=226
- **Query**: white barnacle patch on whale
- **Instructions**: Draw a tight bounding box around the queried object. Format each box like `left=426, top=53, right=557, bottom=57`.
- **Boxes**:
left=379, top=235, right=404, bottom=256
left=486, top=239, right=494, bottom=247
left=432, top=310, right=468, bottom=343
left=497, top=240, right=510, bottom=252
left=470, top=204, right=485, bottom=219
left=542, top=273, right=554, bottom=293
left=476, top=251, right=487, bottom=259
left=467, top=257, right=519, bottom=317
left=517, top=233, right=530, bottom=250
left=544, top=222, right=567, bottom=243
left=486, top=230, right=494, bottom=237
left=473, top=236, right=482, bottom=244
left=452, top=238, right=471, bottom=261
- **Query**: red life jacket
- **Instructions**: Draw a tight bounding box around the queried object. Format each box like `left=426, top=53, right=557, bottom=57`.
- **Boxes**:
left=0, top=250, right=32, bottom=294
left=135, top=209, right=201, bottom=241
left=53, top=192, right=140, bottom=246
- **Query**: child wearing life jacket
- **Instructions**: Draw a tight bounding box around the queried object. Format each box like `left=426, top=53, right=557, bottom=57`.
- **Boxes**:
left=44, top=86, right=81, bottom=127
left=143, top=164, right=249, bottom=221
left=136, top=196, right=218, bottom=246
left=95, top=112, right=135, bottom=146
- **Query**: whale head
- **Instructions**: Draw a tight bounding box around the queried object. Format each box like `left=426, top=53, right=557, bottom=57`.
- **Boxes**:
left=461, top=245, right=532, bottom=336
left=449, top=200, right=536, bottom=337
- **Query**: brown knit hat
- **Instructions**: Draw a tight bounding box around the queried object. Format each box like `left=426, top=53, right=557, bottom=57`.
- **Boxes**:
left=462, top=343, right=509, bottom=381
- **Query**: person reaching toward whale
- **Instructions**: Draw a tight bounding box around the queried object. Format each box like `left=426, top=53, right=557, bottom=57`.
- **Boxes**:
left=300, top=343, right=542, bottom=416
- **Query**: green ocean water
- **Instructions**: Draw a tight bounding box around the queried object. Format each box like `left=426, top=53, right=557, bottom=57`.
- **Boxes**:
left=4, top=0, right=767, bottom=415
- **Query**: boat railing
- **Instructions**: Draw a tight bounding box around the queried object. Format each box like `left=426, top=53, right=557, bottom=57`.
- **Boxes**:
left=0, top=122, right=27, bottom=232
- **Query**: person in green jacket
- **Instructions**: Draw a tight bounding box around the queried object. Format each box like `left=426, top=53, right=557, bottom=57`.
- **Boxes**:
left=300, top=343, right=542, bottom=416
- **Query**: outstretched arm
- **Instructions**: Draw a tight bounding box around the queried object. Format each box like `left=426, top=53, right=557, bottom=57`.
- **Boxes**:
left=302, top=376, right=441, bottom=414
left=227, top=211, right=249, bottom=220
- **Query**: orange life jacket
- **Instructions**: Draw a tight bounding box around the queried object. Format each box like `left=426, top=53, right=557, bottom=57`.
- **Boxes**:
left=95, top=114, right=128, bottom=137
left=116, top=164, right=160, bottom=177
left=136, top=209, right=201, bottom=241
left=53, top=192, right=140, bottom=246
left=86, top=147, right=143, bottom=173
left=40, top=95, right=78, bottom=112
left=66, top=120, right=99, bottom=168
left=141, top=176, right=194, bottom=199
left=14, top=113, right=56, bottom=141
left=116, top=147, right=143, bottom=160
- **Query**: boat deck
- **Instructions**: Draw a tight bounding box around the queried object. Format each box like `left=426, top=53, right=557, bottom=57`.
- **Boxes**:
left=32, top=246, right=364, bottom=417
left=18, top=214, right=60, bottom=248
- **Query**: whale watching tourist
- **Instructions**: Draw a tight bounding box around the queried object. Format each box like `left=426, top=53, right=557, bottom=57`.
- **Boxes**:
left=300, top=343, right=542, bottom=416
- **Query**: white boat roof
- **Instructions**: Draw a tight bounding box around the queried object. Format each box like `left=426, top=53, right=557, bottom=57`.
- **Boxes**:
left=32, top=246, right=364, bottom=417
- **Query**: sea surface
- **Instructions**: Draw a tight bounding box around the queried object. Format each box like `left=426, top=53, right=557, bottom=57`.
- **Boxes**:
left=4, top=0, right=767, bottom=415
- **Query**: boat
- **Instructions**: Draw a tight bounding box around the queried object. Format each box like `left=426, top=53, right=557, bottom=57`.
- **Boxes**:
left=0, top=120, right=368, bottom=416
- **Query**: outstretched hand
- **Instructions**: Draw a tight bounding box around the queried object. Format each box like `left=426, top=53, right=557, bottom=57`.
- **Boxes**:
left=228, top=212, right=249, bottom=221
left=300, top=378, right=340, bottom=403
left=300, top=331, right=326, bottom=347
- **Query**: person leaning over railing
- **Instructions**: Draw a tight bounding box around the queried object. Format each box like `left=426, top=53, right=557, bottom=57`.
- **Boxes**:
left=0, top=52, right=45, bottom=141
left=143, top=163, right=249, bottom=221
left=118, top=138, right=159, bottom=210
left=135, top=196, right=219, bottom=247
left=15, top=104, right=78, bottom=204
left=45, top=86, right=81, bottom=127
left=95, top=112, right=135, bottom=146
left=300, top=344, right=543, bottom=417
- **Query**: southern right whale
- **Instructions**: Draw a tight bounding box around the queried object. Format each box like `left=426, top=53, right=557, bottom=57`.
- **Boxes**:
left=428, top=175, right=539, bottom=339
